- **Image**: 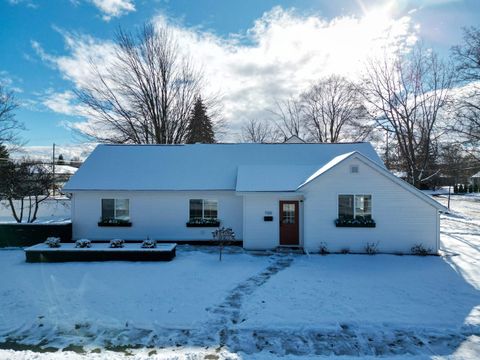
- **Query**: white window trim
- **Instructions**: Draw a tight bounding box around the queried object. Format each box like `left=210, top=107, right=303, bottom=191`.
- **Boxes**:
left=190, top=199, right=218, bottom=219
left=337, top=194, right=372, bottom=219
left=102, top=198, right=130, bottom=220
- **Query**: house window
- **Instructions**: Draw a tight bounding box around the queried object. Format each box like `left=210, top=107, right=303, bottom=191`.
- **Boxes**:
left=189, top=199, right=218, bottom=220
left=338, top=195, right=371, bottom=220
left=101, top=199, right=130, bottom=221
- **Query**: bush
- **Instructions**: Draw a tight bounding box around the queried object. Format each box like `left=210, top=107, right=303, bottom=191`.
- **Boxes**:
left=44, top=237, right=61, bottom=248
left=458, top=184, right=464, bottom=193
left=411, top=244, right=431, bottom=256
left=75, top=239, right=91, bottom=248
left=469, top=184, right=474, bottom=193
left=474, top=184, right=479, bottom=193
left=110, top=239, right=125, bottom=248
left=141, top=238, right=156, bottom=248
left=319, top=242, right=329, bottom=255
left=340, top=248, right=350, bottom=254
left=364, top=242, right=379, bottom=255
left=453, top=184, right=458, bottom=193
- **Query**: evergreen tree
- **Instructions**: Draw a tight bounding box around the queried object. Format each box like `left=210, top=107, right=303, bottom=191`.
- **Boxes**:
left=186, top=97, right=215, bottom=144
left=57, top=154, right=65, bottom=165
left=0, top=144, right=8, bottom=163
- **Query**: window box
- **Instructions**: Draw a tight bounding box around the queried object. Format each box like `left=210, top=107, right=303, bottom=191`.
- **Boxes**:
left=186, top=218, right=220, bottom=227
left=98, top=219, right=132, bottom=227
left=335, top=218, right=376, bottom=228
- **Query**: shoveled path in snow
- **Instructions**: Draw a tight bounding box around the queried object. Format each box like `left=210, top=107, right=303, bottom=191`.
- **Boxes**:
left=207, top=254, right=294, bottom=347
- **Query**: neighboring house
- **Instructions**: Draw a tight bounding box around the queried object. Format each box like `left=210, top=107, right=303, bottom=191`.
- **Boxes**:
left=63, top=143, right=444, bottom=254
left=52, top=164, right=78, bottom=192
left=470, top=171, right=480, bottom=186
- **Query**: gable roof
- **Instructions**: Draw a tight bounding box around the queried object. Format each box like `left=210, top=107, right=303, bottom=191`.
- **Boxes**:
left=63, top=143, right=384, bottom=192
left=297, top=151, right=446, bottom=211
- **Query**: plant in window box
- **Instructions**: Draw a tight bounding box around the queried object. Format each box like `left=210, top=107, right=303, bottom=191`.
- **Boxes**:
left=98, top=217, right=132, bottom=227
left=186, top=217, right=220, bottom=227
left=335, top=217, right=376, bottom=228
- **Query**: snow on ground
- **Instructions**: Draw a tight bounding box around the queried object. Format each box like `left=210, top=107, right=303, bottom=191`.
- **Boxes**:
left=0, top=195, right=479, bottom=359
left=0, top=198, right=71, bottom=223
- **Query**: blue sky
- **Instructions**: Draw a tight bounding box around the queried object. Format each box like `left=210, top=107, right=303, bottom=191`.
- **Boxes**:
left=0, top=0, right=479, bottom=156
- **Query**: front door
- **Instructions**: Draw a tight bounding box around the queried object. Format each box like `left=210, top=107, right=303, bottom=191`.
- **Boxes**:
left=279, top=200, right=299, bottom=246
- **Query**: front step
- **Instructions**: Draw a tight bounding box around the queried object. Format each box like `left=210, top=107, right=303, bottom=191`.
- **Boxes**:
left=275, top=246, right=305, bottom=254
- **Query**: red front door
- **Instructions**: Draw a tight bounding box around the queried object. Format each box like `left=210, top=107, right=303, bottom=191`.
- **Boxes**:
left=279, top=200, right=299, bottom=246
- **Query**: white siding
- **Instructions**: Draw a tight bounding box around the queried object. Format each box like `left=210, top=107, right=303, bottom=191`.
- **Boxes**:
left=242, top=193, right=303, bottom=250
left=71, top=191, right=243, bottom=241
left=301, top=155, right=439, bottom=254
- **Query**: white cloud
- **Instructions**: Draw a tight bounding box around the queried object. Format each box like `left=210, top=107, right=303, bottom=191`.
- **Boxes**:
left=90, top=0, right=135, bottom=21
left=35, top=6, right=419, bottom=140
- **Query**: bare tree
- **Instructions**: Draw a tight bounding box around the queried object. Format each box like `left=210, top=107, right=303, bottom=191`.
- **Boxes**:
left=361, top=45, right=454, bottom=187
left=240, top=118, right=280, bottom=143
left=301, top=75, right=372, bottom=142
left=0, top=85, right=23, bottom=148
left=271, top=98, right=309, bottom=141
left=0, top=159, right=53, bottom=223
left=450, top=27, right=480, bottom=151
left=75, top=23, right=208, bottom=144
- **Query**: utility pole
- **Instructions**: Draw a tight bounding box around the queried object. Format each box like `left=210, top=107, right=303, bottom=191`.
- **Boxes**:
left=52, top=143, right=56, bottom=197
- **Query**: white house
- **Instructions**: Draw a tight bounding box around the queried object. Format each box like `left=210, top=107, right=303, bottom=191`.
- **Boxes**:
left=63, top=143, right=444, bottom=254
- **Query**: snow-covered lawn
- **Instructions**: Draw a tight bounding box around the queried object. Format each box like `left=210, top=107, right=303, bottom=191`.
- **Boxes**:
left=0, top=198, right=71, bottom=223
left=0, top=195, right=479, bottom=359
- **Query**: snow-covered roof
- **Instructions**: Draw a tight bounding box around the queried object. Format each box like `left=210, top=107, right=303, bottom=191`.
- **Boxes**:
left=54, top=165, right=78, bottom=175
left=297, top=152, right=355, bottom=188
left=471, top=171, right=480, bottom=178
left=63, top=143, right=384, bottom=192
left=295, top=151, right=446, bottom=210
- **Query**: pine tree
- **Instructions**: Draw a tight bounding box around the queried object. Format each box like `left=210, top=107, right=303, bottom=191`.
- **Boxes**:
left=57, top=154, right=65, bottom=165
left=0, top=144, right=8, bottom=163
left=186, top=97, right=215, bottom=144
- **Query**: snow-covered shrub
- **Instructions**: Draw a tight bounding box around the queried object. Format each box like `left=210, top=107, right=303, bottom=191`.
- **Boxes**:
left=319, top=242, right=329, bottom=255
left=411, top=244, right=431, bottom=256
left=340, top=247, right=350, bottom=254
left=44, top=237, right=61, bottom=248
left=141, top=238, right=156, bottom=248
left=75, top=239, right=92, bottom=248
left=364, top=242, right=379, bottom=255
left=110, top=239, right=125, bottom=248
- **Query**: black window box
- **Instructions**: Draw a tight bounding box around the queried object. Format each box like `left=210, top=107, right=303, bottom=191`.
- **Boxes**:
left=186, top=221, right=220, bottom=228
left=98, top=221, right=132, bottom=227
left=335, top=219, right=376, bottom=228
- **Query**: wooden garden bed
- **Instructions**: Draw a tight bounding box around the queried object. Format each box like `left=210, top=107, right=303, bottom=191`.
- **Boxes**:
left=24, top=243, right=176, bottom=263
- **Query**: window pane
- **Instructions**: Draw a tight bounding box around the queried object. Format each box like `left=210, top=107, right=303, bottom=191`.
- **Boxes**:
left=338, top=195, right=354, bottom=220
left=189, top=199, right=203, bottom=220
left=115, top=199, right=130, bottom=220
left=101, top=199, right=115, bottom=219
left=282, top=203, right=295, bottom=224
left=355, top=195, right=372, bottom=220
left=204, top=200, right=218, bottom=219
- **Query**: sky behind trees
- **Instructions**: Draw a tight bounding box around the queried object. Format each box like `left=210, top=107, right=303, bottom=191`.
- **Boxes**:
left=1, top=0, right=479, bottom=154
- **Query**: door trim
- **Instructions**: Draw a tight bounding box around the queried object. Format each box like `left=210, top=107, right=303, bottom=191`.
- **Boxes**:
left=279, top=200, right=300, bottom=246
